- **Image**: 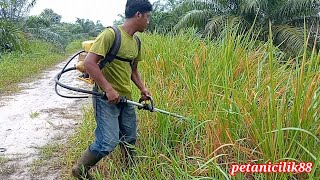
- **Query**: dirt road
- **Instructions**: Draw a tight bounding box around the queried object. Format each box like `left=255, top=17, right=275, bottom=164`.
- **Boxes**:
left=0, top=55, right=90, bottom=179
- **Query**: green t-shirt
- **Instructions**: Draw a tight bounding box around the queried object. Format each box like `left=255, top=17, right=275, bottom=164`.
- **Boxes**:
left=89, top=26, right=142, bottom=99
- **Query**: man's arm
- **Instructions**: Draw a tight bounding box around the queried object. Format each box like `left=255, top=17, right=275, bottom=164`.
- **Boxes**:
left=131, top=61, right=151, bottom=100
left=84, top=52, right=119, bottom=103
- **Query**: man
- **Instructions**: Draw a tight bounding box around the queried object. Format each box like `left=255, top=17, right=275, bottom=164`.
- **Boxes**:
left=72, top=0, right=152, bottom=179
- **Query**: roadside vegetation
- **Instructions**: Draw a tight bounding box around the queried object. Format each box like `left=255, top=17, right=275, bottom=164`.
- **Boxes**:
left=0, top=40, right=82, bottom=93
left=0, top=0, right=100, bottom=92
left=62, top=28, right=319, bottom=179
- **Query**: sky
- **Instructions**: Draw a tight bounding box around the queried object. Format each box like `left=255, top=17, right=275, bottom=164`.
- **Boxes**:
left=30, top=0, right=157, bottom=26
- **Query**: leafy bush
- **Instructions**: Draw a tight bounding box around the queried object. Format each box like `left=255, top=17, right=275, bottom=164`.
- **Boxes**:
left=0, top=20, right=26, bottom=55
left=24, top=15, right=50, bottom=28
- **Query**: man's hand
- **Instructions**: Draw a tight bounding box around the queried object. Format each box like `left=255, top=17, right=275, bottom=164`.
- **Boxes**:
left=140, top=88, right=151, bottom=101
left=106, top=88, right=120, bottom=104
left=84, top=52, right=118, bottom=104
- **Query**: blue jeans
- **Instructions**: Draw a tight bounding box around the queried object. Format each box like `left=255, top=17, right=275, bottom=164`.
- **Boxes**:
left=89, top=95, right=137, bottom=158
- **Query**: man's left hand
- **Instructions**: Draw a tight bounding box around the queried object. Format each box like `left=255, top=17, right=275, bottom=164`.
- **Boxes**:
left=140, top=88, right=151, bottom=101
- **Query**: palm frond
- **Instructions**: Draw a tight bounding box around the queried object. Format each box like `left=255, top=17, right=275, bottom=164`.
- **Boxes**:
left=204, top=15, right=228, bottom=36
left=275, top=0, right=320, bottom=22
left=173, top=9, right=213, bottom=32
left=273, top=25, right=305, bottom=55
left=239, top=0, right=263, bottom=14
left=26, top=27, right=66, bottom=49
left=24, top=15, right=50, bottom=28
left=288, top=16, right=320, bottom=27
left=89, top=26, right=105, bottom=37
left=205, top=15, right=251, bottom=37
left=175, top=0, right=222, bottom=11
left=0, top=19, right=25, bottom=52
left=192, top=0, right=224, bottom=12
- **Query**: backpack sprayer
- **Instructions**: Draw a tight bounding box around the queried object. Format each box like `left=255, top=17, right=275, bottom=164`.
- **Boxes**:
left=54, top=28, right=187, bottom=120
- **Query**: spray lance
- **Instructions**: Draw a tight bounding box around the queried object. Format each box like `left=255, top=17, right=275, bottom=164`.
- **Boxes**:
left=54, top=50, right=187, bottom=120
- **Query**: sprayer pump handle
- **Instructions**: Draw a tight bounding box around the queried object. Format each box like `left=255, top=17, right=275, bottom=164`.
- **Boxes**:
left=138, top=95, right=155, bottom=112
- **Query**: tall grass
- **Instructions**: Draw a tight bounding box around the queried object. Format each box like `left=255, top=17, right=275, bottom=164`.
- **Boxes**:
left=63, top=28, right=319, bottom=179
left=0, top=40, right=83, bottom=93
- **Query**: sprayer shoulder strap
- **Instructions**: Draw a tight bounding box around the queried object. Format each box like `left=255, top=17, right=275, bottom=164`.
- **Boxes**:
left=98, top=26, right=141, bottom=69
left=134, top=35, right=141, bottom=59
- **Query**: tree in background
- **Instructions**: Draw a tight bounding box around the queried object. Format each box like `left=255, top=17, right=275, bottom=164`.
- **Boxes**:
left=0, top=0, right=36, bottom=21
left=113, top=14, right=125, bottom=26
left=173, top=0, right=320, bottom=55
left=75, top=18, right=104, bottom=37
left=0, top=20, right=26, bottom=54
left=24, top=15, right=105, bottom=50
left=40, top=8, right=61, bottom=24
left=112, top=0, right=184, bottom=33
left=148, top=0, right=195, bottom=33
left=24, top=9, right=67, bottom=49
left=0, top=0, right=106, bottom=55
left=0, top=0, right=36, bottom=54
left=24, top=15, right=50, bottom=28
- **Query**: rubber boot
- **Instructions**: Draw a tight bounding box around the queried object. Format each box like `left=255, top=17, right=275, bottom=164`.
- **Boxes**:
left=120, top=143, right=136, bottom=167
left=72, top=148, right=102, bottom=180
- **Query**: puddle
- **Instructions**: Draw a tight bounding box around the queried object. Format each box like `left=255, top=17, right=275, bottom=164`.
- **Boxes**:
left=0, top=55, right=93, bottom=179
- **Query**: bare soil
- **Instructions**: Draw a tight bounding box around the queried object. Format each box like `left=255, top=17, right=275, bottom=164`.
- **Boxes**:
left=0, top=56, right=91, bottom=180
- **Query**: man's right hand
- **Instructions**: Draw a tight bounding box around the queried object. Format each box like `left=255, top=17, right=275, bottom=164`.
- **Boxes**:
left=106, top=88, right=120, bottom=104
left=84, top=52, right=119, bottom=104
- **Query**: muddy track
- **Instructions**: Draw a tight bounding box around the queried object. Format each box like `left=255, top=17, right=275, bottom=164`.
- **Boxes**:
left=0, top=55, right=90, bottom=180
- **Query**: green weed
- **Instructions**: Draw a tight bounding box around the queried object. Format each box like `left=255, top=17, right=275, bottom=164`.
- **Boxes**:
left=62, top=29, right=319, bottom=179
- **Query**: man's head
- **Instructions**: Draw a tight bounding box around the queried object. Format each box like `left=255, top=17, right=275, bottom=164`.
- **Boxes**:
left=125, top=0, right=152, bottom=32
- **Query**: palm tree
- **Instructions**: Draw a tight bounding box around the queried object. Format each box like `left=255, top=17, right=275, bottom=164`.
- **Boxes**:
left=0, top=19, right=25, bottom=54
left=174, top=0, right=320, bottom=55
left=0, top=0, right=36, bottom=21
left=0, top=0, right=36, bottom=53
left=148, top=0, right=193, bottom=33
